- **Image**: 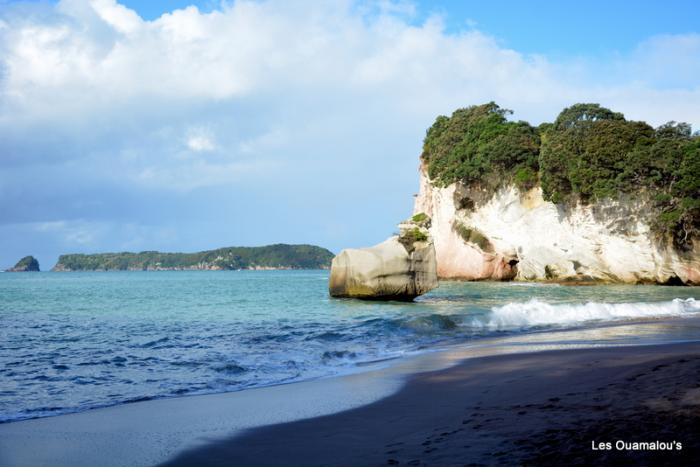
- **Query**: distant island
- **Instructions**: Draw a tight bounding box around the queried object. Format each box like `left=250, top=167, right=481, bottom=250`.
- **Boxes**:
left=6, top=256, right=40, bottom=272
left=51, top=244, right=334, bottom=271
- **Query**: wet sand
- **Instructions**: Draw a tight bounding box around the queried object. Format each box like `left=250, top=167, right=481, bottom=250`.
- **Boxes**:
left=162, top=342, right=700, bottom=466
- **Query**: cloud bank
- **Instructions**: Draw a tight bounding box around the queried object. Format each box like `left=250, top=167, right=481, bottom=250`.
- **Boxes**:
left=1, top=0, right=699, bottom=267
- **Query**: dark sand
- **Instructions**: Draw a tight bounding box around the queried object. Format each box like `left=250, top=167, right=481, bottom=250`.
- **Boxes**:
left=162, top=342, right=700, bottom=466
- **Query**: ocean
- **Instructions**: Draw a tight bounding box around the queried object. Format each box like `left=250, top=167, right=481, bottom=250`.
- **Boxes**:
left=1, top=270, right=699, bottom=423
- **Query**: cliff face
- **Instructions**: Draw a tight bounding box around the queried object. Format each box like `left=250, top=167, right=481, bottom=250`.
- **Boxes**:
left=413, top=165, right=700, bottom=284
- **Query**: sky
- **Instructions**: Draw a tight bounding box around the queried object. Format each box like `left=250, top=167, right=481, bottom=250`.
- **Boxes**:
left=1, top=0, right=699, bottom=269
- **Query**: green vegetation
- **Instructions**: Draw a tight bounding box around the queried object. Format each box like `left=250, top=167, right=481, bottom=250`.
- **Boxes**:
left=452, top=222, right=493, bottom=252
left=411, top=212, right=429, bottom=223
left=409, top=228, right=428, bottom=242
left=398, top=227, right=429, bottom=252
left=422, top=102, right=540, bottom=192
left=540, top=103, right=651, bottom=203
left=53, top=244, right=334, bottom=271
left=8, top=255, right=40, bottom=272
left=422, top=102, right=700, bottom=247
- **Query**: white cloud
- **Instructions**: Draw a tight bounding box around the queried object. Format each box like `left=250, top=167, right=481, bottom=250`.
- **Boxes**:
left=133, top=159, right=276, bottom=191
left=186, top=128, right=216, bottom=152
left=1, top=0, right=696, bottom=129
left=0, top=0, right=699, bottom=264
left=29, top=219, right=178, bottom=251
left=88, top=0, right=143, bottom=34
left=238, top=128, right=289, bottom=154
left=33, top=220, right=102, bottom=246
left=627, top=33, right=700, bottom=89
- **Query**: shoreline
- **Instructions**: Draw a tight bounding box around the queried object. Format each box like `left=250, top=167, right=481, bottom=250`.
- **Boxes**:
left=3, top=312, right=700, bottom=426
left=1, top=317, right=700, bottom=466
left=163, top=341, right=700, bottom=466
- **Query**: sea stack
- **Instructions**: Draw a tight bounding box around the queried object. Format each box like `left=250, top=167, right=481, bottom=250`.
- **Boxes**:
left=329, top=214, right=438, bottom=300
left=7, top=256, right=40, bottom=272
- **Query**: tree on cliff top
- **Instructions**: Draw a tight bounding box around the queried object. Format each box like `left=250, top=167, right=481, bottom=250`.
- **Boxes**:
left=552, top=103, right=624, bottom=130
left=421, top=102, right=699, bottom=247
left=421, top=102, right=539, bottom=192
left=540, top=105, right=655, bottom=203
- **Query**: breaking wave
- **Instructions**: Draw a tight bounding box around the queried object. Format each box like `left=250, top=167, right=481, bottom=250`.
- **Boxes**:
left=4, top=268, right=699, bottom=424
left=478, top=298, right=700, bottom=330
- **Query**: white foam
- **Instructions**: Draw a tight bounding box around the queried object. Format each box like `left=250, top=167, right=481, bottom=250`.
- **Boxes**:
left=477, top=298, right=700, bottom=330
left=506, top=282, right=561, bottom=287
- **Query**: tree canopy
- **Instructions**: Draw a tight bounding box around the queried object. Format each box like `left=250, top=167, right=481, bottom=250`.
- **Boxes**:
left=422, top=102, right=540, bottom=192
left=421, top=103, right=700, bottom=247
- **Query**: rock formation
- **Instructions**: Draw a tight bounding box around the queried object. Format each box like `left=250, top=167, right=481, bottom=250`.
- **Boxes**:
left=414, top=164, right=700, bottom=284
left=7, top=256, right=40, bottom=272
left=329, top=216, right=438, bottom=300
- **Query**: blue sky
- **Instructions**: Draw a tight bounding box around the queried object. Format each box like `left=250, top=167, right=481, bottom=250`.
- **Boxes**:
left=1, top=0, right=699, bottom=269
left=425, top=0, right=700, bottom=56
left=115, top=0, right=700, bottom=55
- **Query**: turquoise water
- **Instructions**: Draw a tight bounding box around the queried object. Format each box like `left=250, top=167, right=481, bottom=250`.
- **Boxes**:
left=1, top=270, right=699, bottom=423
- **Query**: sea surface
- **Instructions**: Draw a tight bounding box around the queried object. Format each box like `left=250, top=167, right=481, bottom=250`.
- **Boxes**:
left=1, top=270, right=699, bottom=423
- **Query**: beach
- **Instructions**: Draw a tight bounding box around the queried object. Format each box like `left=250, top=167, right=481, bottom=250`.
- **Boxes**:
left=1, top=317, right=699, bottom=466
left=2, top=1, right=700, bottom=466
left=163, top=341, right=700, bottom=466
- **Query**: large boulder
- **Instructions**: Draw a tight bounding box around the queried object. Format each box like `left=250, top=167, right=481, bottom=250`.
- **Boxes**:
left=329, top=220, right=438, bottom=300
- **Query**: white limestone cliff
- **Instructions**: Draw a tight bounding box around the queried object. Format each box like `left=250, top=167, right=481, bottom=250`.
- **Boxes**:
left=413, top=165, right=700, bottom=284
